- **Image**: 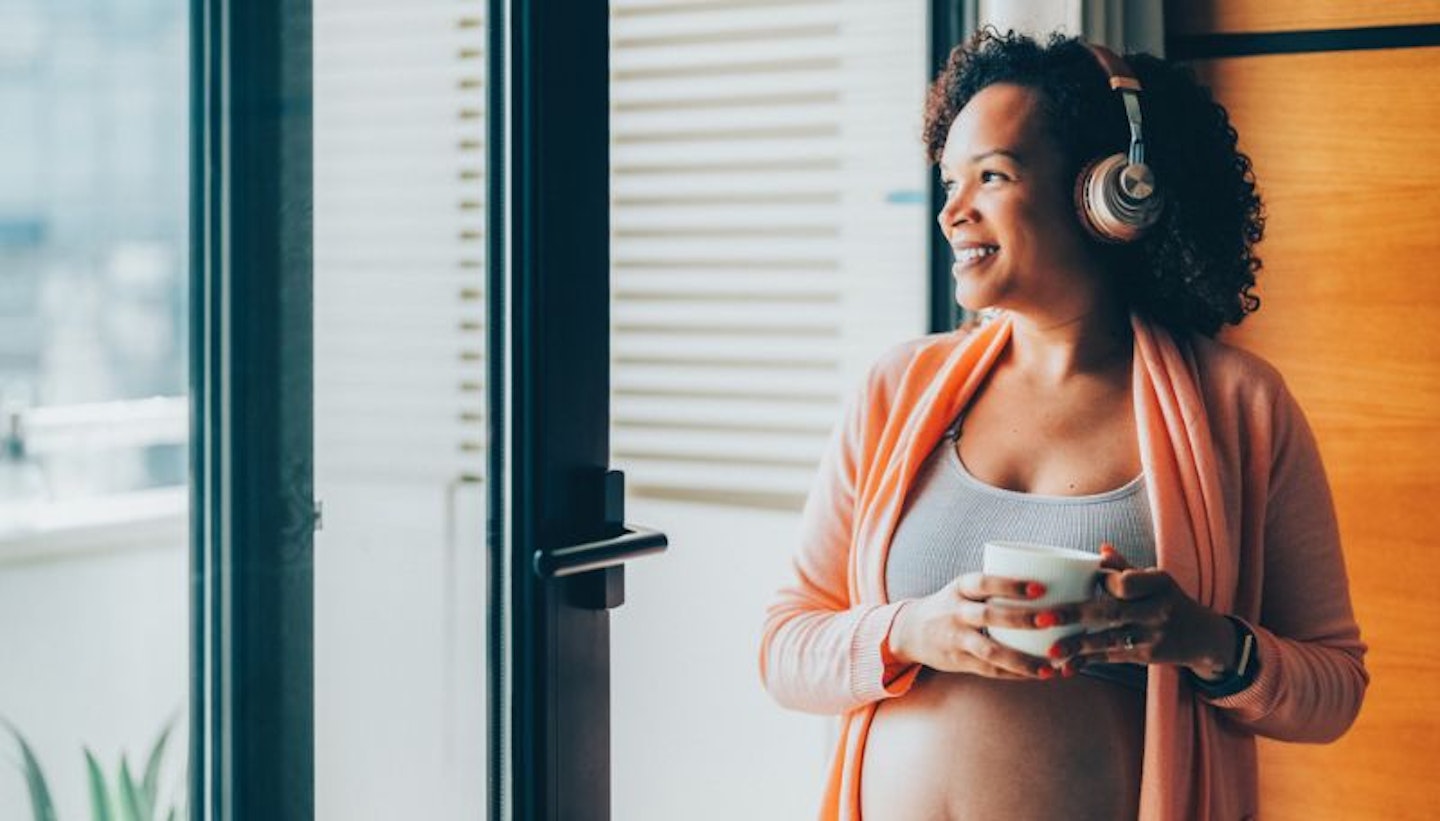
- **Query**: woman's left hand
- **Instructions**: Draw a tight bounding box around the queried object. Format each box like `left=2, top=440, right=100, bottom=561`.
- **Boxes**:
left=1047, top=544, right=1235, bottom=677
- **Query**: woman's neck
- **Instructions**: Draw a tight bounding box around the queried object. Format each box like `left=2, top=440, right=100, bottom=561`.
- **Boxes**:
left=1004, top=301, right=1133, bottom=386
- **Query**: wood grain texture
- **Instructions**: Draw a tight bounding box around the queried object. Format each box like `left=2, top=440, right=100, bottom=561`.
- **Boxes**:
left=1194, top=46, right=1440, bottom=819
left=1166, top=0, right=1440, bottom=35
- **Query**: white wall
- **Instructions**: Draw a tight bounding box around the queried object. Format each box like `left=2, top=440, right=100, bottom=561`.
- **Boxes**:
left=0, top=542, right=188, bottom=820
left=612, top=497, right=830, bottom=821
left=314, top=479, right=487, bottom=821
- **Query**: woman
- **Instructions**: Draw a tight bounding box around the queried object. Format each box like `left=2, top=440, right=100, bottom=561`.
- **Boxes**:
left=760, top=30, right=1368, bottom=821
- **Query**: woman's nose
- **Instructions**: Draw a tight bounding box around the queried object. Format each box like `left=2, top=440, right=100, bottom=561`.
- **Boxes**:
left=937, top=186, right=975, bottom=230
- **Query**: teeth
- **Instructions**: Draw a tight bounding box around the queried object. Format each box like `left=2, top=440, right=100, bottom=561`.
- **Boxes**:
left=954, top=245, right=998, bottom=263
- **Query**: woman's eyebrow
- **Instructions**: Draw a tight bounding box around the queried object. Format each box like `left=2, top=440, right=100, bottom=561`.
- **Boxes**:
left=939, top=148, right=1025, bottom=176
left=970, top=148, right=1024, bottom=165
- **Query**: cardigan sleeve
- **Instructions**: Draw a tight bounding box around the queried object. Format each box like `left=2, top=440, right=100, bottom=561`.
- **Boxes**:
left=1199, top=382, right=1369, bottom=742
left=759, top=349, right=923, bottom=715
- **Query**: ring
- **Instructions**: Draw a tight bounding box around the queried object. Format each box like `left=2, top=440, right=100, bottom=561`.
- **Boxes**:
left=1122, top=632, right=1136, bottom=651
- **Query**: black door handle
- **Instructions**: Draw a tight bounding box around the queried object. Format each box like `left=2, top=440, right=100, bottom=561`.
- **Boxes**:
left=532, top=522, right=668, bottom=579
left=529, top=470, right=668, bottom=609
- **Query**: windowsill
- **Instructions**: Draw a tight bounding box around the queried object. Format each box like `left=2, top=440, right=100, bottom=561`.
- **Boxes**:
left=0, top=485, right=187, bottom=567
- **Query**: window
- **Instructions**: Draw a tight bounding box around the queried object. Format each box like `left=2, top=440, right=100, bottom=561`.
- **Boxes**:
left=0, top=1, right=189, bottom=818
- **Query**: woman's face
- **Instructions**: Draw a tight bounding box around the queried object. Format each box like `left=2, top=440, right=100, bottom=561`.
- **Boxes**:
left=937, top=83, right=1105, bottom=319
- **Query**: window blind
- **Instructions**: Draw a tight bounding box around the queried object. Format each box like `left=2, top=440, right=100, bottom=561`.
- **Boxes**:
left=609, top=0, right=929, bottom=510
left=313, top=0, right=929, bottom=508
left=314, top=0, right=486, bottom=485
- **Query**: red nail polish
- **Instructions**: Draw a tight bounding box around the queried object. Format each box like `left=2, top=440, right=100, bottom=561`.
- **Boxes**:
left=1047, top=643, right=1065, bottom=660
left=1100, top=542, right=1116, bottom=554
left=1034, top=610, right=1057, bottom=628
left=1026, top=582, right=1046, bottom=599
left=1037, top=666, right=1055, bottom=680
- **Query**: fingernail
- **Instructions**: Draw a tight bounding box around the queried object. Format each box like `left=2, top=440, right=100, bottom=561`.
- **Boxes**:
left=1047, top=642, right=1065, bottom=660
left=1034, top=610, right=1058, bottom=628
left=1100, top=542, right=1116, bottom=554
left=1061, top=662, right=1077, bottom=678
left=1037, top=666, right=1055, bottom=680
left=1025, top=582, right=1046, bottom=599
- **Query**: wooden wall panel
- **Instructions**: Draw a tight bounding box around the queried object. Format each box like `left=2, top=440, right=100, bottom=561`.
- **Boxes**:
left=1167, top=0, right=1440, bottom=35
left=1193, top=46, right=1440, bottom=820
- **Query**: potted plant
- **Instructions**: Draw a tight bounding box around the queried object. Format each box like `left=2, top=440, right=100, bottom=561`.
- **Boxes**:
left=2, top=717, right=183, bottom=821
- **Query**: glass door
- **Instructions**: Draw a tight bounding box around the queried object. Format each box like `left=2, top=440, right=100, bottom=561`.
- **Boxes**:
left=496, top=0, right=938, bottom=817
left=312, top=1, right=488, bottom=818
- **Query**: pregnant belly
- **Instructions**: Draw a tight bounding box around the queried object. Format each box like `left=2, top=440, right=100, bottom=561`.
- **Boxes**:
left=860, top=668, right=1146, bottom=821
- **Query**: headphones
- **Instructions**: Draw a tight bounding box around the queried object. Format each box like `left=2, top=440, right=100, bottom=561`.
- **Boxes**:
left=1075, top=43, right=1164, bottom=243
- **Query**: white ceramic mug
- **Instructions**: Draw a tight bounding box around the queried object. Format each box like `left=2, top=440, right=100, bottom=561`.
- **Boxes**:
left=982, top=540, right=1102, bottom=658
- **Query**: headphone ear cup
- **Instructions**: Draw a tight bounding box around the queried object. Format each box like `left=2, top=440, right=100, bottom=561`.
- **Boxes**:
left=1074, top=153, right=1164, bottom=243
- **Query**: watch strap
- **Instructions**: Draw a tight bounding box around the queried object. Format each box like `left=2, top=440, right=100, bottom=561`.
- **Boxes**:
left=1186, top=615, right=1259, bottom=698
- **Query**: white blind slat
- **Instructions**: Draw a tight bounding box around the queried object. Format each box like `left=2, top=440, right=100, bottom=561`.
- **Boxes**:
left=614, top=269, right=839, bottom=298
left=614, top=301, right=837, bottom=329
left=612, top=136, right=840, bottom=166
left=614, top=365, right=841, bottom=398
left=615, top=336, right=838, bottom=366
left=614, top=395, right=834, bottom=430
left=612, top=236, right=839, bottom=262
left=611, top=102, right=840, bottom=135
left=612, top=2, right=839, bottom=38
left=612, top=170, right=835, bottom=199
left=613, top=72, right=838, bottom=105
left=618, top=458, right=816, bottom=498
left=612, top=37, right=840, bottom=73
left=612, top=204, right=841, bottom=232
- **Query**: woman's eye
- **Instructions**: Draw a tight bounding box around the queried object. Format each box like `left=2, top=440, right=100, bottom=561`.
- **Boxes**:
left=980, top=170, right=1008, bottom=184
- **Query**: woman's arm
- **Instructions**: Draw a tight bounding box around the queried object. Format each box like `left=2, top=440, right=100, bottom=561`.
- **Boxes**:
left=1199, top=384, right=1369, bottom=742
left=758, top=357, right=922, bottom=715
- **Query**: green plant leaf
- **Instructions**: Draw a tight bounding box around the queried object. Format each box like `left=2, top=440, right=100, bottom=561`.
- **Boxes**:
left=118, top=756, right=145, bottom=821
left=85, top=748, right=115, bottom=821
left=140, top=722, right=173, bottom=818
left=1, top=718, right=58, bottom=821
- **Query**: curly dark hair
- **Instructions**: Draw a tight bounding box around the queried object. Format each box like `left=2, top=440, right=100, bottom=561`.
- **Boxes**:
left=923, top=29, right=1263, bottom=337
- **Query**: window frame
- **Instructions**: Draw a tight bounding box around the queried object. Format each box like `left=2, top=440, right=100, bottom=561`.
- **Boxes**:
left=191, top=0, right=316, bottom=817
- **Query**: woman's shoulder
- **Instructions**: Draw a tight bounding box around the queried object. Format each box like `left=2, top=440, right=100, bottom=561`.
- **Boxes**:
left=863, top=328, right=976, bottom=394
left=1190, top=333, right=1285, bottom=384
left=1187, top=332, right=1298, bottom=414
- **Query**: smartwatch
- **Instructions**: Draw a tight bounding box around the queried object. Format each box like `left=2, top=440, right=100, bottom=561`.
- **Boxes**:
left=1186, top=615, right=1259, bottom=698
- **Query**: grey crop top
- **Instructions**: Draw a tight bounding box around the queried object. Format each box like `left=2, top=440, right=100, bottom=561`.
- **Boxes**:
left=885, top=415, right=1157, bottom=690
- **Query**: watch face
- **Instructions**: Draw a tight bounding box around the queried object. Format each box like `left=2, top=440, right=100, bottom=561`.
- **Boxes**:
left=1235, top=628, right=1256, bottom=678
left=1189, top=618, right=1259, bottom=697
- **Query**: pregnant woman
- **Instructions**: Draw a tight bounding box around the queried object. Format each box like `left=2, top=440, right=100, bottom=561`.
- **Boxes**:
left=760, top=30, right=1367, bottom=821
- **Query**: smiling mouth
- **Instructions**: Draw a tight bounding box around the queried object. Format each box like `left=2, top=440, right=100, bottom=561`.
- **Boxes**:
left=952, top=245, right=999, bottom=269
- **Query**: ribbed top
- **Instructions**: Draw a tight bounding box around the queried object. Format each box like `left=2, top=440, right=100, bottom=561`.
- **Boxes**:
left=885, top=423, right=1156, bottom=688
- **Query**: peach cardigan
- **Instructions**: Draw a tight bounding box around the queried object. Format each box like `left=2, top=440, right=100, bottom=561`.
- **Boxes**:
left=760, top=313, right=1368, bottom=820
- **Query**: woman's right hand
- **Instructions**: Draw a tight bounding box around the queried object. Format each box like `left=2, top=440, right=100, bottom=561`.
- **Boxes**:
left=886, top=572, right=1077, bottom=680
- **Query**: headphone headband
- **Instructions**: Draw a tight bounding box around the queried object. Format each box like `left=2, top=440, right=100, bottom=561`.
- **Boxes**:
left=1084, top=43, right=1142, bottom=92
left=1083, top=43, right=1147, bottom=166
